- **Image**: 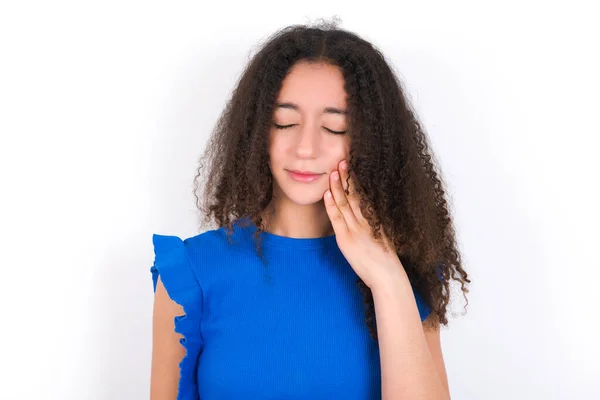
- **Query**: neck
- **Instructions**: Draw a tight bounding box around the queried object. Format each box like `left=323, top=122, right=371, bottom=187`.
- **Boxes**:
left=262, top=197, right=334, bottom=239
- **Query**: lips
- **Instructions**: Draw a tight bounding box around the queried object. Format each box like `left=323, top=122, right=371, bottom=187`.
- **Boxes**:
left=287, top=169, right=324, bottom=182
left=288, top=170, right=321, bottom=176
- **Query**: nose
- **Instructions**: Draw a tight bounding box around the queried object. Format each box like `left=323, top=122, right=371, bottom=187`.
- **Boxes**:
left=295, top=123, right=319, bottom=158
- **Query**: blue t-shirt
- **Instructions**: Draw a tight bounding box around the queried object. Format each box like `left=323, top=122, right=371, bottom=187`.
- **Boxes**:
left=151, top=218, right=432, bottom=399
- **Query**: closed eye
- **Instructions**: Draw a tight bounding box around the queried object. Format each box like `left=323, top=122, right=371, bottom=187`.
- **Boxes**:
left=324, top=127, right=347, bottom=135
left=273, top=123, right=346, bottom=135
left=273, top=123, right=296, bottom=129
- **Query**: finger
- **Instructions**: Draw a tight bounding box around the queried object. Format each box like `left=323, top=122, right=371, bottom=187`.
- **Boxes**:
left=324, top=189, right=348, bottom=234
left=339, top=160, right=366, bottom=224
left=330, top=165, right=358, bottom=229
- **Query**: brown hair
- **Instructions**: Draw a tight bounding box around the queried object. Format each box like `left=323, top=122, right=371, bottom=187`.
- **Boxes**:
left=194, top=19, right=470, bottom=340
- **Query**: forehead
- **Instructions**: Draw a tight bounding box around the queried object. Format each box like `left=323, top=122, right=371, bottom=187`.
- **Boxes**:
left=276, top=61, right=347, bottom=110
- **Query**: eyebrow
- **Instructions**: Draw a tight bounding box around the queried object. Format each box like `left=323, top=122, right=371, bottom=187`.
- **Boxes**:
left=275, top=102, right=347, bottom=115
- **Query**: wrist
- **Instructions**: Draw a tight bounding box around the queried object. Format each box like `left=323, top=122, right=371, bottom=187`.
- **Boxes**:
left=370, top=260, right=409, bottom=294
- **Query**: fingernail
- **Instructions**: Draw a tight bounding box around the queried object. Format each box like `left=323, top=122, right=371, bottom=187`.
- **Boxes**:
left=332, top=171, right=339, bottom=180
left=341, top=161, right=348, bottom=170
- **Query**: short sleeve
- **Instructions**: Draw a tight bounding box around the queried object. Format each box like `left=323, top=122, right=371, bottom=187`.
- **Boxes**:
left=151, top=234, right=203, bottom=400
left=413, top=287, right=433, bottom=322
left=413, top=263, right=445, bottom=322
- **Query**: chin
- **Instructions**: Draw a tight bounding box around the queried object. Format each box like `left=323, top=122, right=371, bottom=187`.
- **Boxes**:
left=280, top=187, right=326, bottom=206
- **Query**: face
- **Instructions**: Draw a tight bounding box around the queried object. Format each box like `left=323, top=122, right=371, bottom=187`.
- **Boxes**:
left=268, top=61, right=351, bottom=206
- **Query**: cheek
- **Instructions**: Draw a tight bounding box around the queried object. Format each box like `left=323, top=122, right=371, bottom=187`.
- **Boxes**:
left=342, top=137, right=351, bottom=155
left=331, top=135, right=350, bottom=155
left=268, top=132, right=282, bottom=164
left=335, top=139, right=351, bottom=162
left=268, top=145, right=284, bottom=167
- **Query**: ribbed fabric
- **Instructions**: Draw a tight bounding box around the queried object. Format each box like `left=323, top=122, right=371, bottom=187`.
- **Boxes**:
left=151, top=218, right=432, bottom=400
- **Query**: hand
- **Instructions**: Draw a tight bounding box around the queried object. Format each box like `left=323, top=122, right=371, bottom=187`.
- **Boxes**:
left=323, top=159, right=405, bottom=291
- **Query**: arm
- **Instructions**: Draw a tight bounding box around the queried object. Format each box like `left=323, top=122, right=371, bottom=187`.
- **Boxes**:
left=150, top=276, right=185, bottom=400
left=372, top=266, right=451, bottom=400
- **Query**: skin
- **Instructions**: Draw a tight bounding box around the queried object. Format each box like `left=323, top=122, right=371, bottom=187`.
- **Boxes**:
left=150, top=60, right=450, bottom=399
left=324, top=157, right=451, bottom=399
left=151, top=278, right=185, bottom=399
left=263, top=60, right=350, bottom=239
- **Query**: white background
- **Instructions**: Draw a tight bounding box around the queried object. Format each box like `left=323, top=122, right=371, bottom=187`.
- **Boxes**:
left=1, top=1, right=598, bottom=399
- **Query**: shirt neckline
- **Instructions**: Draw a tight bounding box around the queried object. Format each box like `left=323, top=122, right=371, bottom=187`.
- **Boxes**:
left=231, top=217, right=338, bottom=249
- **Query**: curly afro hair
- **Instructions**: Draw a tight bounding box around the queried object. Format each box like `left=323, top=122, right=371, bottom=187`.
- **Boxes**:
left=194, top=18, right=470, bottom=340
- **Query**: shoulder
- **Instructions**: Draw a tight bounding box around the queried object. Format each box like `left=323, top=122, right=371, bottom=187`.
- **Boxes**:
left=151, top=224, right=250, bottom=290
left=150, top=228, right=220, bottom=292
left=172, top=221, right=253, bottom=250
left=153, top=226, right=223, bottom=249
left=152, top=226, right=227, bottom=263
